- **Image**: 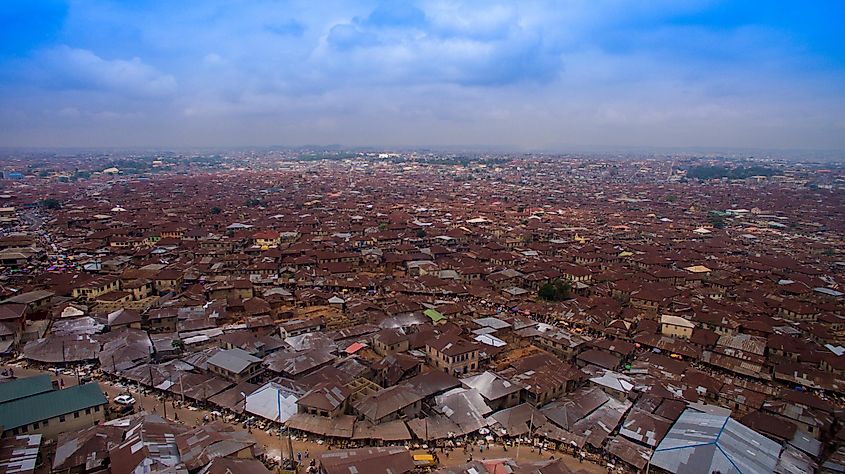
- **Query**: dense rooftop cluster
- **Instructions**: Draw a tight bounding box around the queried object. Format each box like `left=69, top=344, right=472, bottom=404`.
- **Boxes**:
left=0, top=150, right=844, bottom=473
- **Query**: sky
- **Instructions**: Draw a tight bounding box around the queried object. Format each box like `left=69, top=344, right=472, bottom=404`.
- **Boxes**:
left=1, top=0, right=844, bottom=151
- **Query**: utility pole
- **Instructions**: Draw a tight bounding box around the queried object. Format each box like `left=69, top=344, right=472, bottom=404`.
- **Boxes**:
left=529, top=409, right=534, bottom=454
left=287, top=428, right=294, bottom=471
left=61, top=340, right=66, bottom=388
left=277, top=387, right=283, bottom=472
left=163, top=373, right=170, bottom=420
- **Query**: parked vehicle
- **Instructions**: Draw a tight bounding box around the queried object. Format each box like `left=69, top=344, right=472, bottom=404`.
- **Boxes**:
left=114, top=394, right=136, bottom=405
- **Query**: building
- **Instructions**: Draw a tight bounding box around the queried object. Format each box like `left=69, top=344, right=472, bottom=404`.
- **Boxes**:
left=0, top=381, right=107, bottom=439
left=0, top=208, right=18, bottom=227
left=71, top=276, right=121, bottom=302
left=206, top=348, right=265, bottom=383
left=373, top=328, right=409, bottom=356
left=461, top=371, right=523, bottom=411
left=153, top=269, right=184, bottom=293
left=253, top=231, right=281, bottom=248
left=0, top=374, right=54, bottom=404
left=296, top=382, right=350, bottom=418
left=146, top=307, right=179, bottom=333
left=0, top=290, right=55, bottom=316
left=425, top=335, right=480, bottom=376
left=650, top=407, right=780, bottom=474
left=317, top=447, right=414, bottom=474
left=353, top=385, right=423, bottom=424
left=279, top=317, right=325, bottom=338
left=0, top=434, right=41, bottom=474
left=660, top=314, right=695, bottom=339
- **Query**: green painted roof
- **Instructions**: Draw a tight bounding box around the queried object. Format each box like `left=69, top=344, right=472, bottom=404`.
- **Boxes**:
left=0, top=382, right=107, bottom=430
left=0, top=374, right=53, bottom=404
left=424, top=309, right=445, bottom=322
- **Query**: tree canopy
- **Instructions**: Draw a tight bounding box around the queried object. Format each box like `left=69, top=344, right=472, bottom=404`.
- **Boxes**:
left=539, top=279, right=572, bottom=301
left=40, top=198, right=61, bottom=210
left=686, top=165, right=776, bottom=180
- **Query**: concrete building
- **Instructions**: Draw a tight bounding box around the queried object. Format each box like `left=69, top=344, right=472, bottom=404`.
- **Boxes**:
left=660, top=314, right=695, bottom=339
left=207, top=348, right=265, bottom=383
left=0, top=380, right=107, bottom=439
left=425, top=335, right=480, bottom=376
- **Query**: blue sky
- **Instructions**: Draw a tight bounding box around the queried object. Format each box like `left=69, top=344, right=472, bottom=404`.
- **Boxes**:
left=1, top=0, right=844, bottom=150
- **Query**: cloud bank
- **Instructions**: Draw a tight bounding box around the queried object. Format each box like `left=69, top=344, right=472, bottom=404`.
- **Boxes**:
left=0, top=0, right=843, bottom=150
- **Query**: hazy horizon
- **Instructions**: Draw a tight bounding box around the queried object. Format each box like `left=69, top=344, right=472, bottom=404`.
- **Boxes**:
left=2, top=1, right=844, bottom=151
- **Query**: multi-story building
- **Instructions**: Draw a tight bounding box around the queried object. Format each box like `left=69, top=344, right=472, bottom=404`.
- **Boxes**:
left=425, top=334, right=480, bottom=376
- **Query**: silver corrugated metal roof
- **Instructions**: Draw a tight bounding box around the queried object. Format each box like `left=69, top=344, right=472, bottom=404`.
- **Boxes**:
left=651, top=408, right=781, bottom=474
left=206, top=348, right=260, bottom=373
left=244, top=382, right=297, bottom=423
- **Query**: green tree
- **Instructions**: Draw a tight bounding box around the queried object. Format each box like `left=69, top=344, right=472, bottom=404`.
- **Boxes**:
left=708, top=213, right=726, bottom=229
left=40, top=198, right=61, bottom=210
left=416, top=229, right=427, bottom=238
left=211, top=207, right=221, bottom=214
left=539, top=279, right=572, bottom=301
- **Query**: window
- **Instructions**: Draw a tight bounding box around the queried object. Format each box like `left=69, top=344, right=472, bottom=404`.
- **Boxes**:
left=94, top=405, right=101, bottom=412
left=32, top=423, right=39, bottom=430
left=86, top=408, right=91, bottom=415
left=59, top=415, right=65, bottom=422
left=74, top=411, right=80, bottom=419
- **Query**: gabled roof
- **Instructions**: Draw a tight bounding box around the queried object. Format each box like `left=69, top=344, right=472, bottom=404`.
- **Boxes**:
left=175, top=421, right=256, bottom=470
left=317, top=447, right=414, bottom=474
left=0, top=382, right=107, bottom=430
left=461, top=371, right=523, bottom=401
left=423, top=308, right=445, bottom=322
left=651, top=408, right=780, bottom=474
left=297, top=382, right=349, bottom=411
left=354, top=385, right=423, bottom=421
left=0, top=374, right=53, bottom=404
left=206, top=348, right=261, bottom=374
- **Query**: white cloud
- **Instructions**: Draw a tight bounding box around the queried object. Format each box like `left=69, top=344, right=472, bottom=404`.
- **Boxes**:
left=204, top=53, right=224, bottom=65
left=40, top=46, right=177, bottom=98
left=0, top=1, right=843, bottom=150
